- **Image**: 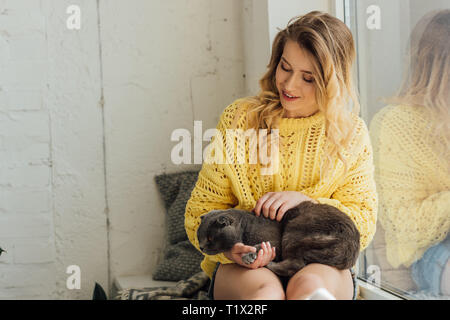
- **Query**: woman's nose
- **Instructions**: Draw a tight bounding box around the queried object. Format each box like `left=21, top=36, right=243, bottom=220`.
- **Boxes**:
left=284, top=75, right=301, bottom=93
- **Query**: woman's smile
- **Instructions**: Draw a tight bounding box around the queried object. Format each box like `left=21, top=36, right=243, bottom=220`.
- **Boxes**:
left=281, top=90, right=300, bottom=101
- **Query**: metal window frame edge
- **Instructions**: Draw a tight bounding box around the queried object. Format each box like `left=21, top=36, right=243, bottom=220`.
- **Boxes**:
left=333, top=0, right=345, bottom=22
left=357, top=278, right=405, bottom=300
left=333, top=0, right=405, bottom=301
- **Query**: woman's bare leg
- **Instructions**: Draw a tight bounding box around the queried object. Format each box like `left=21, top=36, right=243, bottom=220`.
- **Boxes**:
left=213, top=264, right=285, bottom=300
left=285, top=263, right=354, bottom=300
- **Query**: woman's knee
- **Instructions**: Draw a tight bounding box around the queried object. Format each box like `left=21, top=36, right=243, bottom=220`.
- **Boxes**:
left=247, top=282, right=285, bottom=300
left=214, top=264, right=285, bottom=300
left=286, top=273, right=325, bottom=300
left=286, top=264, right=353, bottom=300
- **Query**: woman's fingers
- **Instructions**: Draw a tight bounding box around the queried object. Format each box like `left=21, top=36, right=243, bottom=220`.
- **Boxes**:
left=266, top=242, right=276, bottom=262
left=269, top=200, right=284, bottom=220
left=276, top=202, right=292, bottom=221
left=263, top=242, right=276, bottom=264
left=262, top=197, right=280, bottom=219
left=254, top=193, right=289, bottom=220
left=248, top=242, right=275, bottom=268
left=234, top=242, right=276, bottom=268
left=233, top=242, right=256, bottom=254
left=253, top=192, right=273, bottom=216
left=254, top=191, right=318, bottom=221
left=262, top=242, right=268, bottom=259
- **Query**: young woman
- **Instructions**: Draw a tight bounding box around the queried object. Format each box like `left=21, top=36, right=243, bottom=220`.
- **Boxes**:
left=185, top=11, right=377, bottom=300
left=370, top=9, right=449, bottom=297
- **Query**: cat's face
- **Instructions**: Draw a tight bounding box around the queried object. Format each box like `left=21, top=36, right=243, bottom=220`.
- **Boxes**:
left=197, top=210, right=240, bottom=255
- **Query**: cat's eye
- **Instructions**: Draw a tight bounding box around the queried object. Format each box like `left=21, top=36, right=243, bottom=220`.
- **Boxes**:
left=207, top=236, right=213, bottom=242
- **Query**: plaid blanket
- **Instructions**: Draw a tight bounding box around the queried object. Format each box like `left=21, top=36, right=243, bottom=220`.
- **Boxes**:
left=115, top=271, right=211, bottom=300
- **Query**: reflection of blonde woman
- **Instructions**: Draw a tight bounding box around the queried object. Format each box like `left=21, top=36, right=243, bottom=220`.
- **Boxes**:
left=370, top=10, right=450, bottom=297
left=185, top=11, right=377, bottom=300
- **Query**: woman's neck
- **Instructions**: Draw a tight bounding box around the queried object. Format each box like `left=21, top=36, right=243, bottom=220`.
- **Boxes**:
left=282, top=109, right=319, bottom=118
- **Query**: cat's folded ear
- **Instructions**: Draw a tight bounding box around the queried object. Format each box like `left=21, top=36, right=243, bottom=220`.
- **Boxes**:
left=216, top=215, right=234, bottom=227
left=201, top=209, right=224, bottom=220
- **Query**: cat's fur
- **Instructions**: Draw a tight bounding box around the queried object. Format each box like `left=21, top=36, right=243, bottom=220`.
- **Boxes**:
left=197, top=201, right=360, bottom=277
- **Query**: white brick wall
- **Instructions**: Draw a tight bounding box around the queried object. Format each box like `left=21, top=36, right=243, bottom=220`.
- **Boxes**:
left=0, top=0, right=304, bottom=299
left=0, top=0, right=110, bottom=299
left=13, top=237, right=55, bottom=264
left=0, top=214, right=51, bottom=238
left=0, top=0, right=56, bottom=299
left=0, top=0, right=241, bottom=299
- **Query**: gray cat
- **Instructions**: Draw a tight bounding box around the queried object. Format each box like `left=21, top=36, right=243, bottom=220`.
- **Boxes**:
left=197, top=201, right=360, bottom=277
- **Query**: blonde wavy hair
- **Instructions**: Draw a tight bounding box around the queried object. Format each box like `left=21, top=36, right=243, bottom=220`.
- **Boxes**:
left=387, top=9, right=450, bottom=156
left=232, top=11, right=360, bottom=179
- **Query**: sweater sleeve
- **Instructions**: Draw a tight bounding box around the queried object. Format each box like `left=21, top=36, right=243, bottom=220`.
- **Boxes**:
left=184, top=103, right=241, bottom=265
left=369, top=106, right=450, bottom=268
left=316, top=119, right=378, bottom=251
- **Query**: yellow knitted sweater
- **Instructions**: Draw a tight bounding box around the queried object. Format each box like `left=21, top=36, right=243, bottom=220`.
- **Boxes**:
left=369, top=105, right=450, bottom=268
left=185, top=97, right=378, bottom=278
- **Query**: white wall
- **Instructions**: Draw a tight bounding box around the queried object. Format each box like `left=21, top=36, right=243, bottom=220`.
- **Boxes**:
left=0, top=0, right=108, bottom=299
left=0, top=0, right=245, bottom=299
left=0, top=0, right=334, bottom=299
left=242, top=0, right=332, bottom=96
left=99, top=0, right=246, bottom=285
left=267, top=0, right=331, bottom=45
left=242, top=0, right=271, bottom=96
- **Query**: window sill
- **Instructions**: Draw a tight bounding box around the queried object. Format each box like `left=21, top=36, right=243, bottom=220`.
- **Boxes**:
left=358, top=278, right=404, bottom=300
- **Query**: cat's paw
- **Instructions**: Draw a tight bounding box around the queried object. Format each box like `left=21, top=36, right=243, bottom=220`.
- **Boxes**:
left=241, top=244, right=263, bottom=264
left=241, top=251, right=257, bottom=264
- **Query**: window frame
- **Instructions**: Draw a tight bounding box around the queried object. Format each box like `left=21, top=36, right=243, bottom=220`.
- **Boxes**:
left=335, top=0, right=407, bottom=300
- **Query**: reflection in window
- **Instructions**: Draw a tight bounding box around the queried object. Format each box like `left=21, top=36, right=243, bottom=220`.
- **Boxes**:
left=348, top=0, right=449, bottom=299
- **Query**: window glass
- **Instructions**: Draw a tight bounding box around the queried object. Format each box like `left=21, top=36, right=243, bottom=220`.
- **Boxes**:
left=347, top=0, right=450, bottom=300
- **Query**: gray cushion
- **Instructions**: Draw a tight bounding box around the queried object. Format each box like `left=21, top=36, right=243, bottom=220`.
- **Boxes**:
left=153, top=170, right=204, bottom=281
left=155, top=171, right=199, bottom=245
left=152, top=240, right=204, bottom=282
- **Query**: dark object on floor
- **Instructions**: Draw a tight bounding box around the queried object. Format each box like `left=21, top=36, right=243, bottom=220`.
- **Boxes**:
left=0, top=247, right=6, bottom=256
left=92, top=282, right=108, bottom=300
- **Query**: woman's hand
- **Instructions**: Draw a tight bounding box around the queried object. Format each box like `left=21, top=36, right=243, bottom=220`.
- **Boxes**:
left=253, top=191, right=318, bottom=221
left=224, top=242, right=276, bottom=269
